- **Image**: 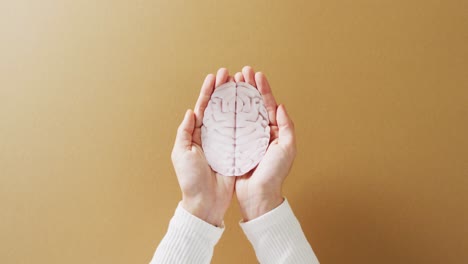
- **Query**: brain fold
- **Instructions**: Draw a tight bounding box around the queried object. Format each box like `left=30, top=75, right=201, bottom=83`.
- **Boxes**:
left=201, top=82, right=270, bottom=176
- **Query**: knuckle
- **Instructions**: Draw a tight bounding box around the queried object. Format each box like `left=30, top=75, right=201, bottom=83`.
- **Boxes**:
left=176, top=124, right=184, bottom=134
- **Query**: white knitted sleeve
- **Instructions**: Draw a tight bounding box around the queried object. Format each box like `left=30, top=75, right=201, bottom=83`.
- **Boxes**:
left=240, top=199, right=320, bottom=264
left=149, top=202, right=224, bottom=264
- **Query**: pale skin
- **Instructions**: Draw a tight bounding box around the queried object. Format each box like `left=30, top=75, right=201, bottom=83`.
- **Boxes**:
left=171, top=66, right=296, bottom=226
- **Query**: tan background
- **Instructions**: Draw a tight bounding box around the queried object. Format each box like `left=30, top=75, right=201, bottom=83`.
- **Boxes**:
left=1, top=0, right=467, bottom=263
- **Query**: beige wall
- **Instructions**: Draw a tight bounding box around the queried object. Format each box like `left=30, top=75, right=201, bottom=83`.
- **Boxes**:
left=1, top=1, right=467, bottom=263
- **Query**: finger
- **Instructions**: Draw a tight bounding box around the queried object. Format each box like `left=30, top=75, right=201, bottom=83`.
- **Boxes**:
left=227, top=75, right=234, bottom=82
left=174, top=109, right=195, bottom=152
left=215, top=68, right=229, bottom=87
left=255, top=72, right=278, bottom=125
left=242, top=66, right=256, bottom=87
left=194, top=74, right=215, bottom=128
left=234, top=72, right=244, bottom=82
left=192, top=127, right=202, bottom=146
left=218, top=173, right=236, bottom=187
left=276, top=104, right=295, bottom=147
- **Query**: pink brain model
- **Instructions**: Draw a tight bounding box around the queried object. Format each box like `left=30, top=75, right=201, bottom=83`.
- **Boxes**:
left=201, top=82, right=270, bottom=176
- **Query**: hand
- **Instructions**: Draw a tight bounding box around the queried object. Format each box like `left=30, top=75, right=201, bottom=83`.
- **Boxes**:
left=171, top=68, right=236, bottom=226
left=234, top=66, right=297, bottom=221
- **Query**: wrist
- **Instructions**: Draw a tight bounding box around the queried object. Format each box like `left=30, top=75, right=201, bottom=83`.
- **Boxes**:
left=181, top=197, right=224, bottom=227
left=238, top=193, right=284, bottom=221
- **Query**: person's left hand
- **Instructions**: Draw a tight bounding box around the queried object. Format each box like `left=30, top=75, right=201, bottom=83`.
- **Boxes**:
left=234, top=66, right=296, bottom=221
left=171, top=68, right=235, bottom=227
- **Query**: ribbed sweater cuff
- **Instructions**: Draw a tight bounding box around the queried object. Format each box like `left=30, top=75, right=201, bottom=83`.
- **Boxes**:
left=172, top=202, right=224, bottom=245
left=239, top=198, right=320, bottom=264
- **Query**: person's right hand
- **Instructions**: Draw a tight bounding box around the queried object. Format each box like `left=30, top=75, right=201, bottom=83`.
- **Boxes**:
left=234, top=66, right=297, bottom=221
left=171, top=68, right=236, bottom=227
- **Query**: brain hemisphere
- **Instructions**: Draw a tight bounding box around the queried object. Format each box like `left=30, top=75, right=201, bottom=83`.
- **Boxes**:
left=201, top=82, right=270, bottom=176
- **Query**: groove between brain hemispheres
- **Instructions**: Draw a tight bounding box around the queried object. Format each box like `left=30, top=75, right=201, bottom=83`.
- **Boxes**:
left=201, top=82, right=270, bottom=176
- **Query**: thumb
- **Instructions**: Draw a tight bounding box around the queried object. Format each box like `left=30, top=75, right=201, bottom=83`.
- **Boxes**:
left=276, top=104, right=296, bottom=147
left=174, top=109, right=195, bottom=152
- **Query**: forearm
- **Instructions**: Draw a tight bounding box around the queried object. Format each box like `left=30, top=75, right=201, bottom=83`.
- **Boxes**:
left=240, top=198, right=320, bottom=264
left=150, top=202, right=224, bottom=264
